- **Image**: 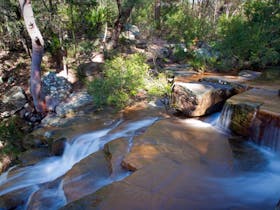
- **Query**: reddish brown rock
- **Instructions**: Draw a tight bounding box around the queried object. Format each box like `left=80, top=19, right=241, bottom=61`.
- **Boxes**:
left=62, top=151, right=111, bottom=203
left=62, top=118, right=234, bottom=210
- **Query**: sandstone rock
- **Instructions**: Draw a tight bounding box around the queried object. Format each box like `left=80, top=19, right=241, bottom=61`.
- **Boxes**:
left=135, top=40, right=148, bottom=49
left=221, top=88, right=280, bottom=152
left=62, top=151, right=111, bottom=203
left=77, top=62, right=104, bottom=78
left=62, top=118, right=234, bottom=210
left=0, top=155, right=12, bottom=174
left=171, top=79, right=246, bottom=117
left=51, top=137, right=67, bottom=156
left=55, top=91, right=94, bottom=117
left=0, top=186, right=38, bottom=210
left=103, top=138, right=129, bottom=178
left=19, top=148, right=50, bottom=166
left=238, top=70, right=261, bottom=80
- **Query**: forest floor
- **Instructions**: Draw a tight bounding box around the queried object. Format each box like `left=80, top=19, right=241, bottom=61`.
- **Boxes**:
left=0, top=50, right=85, bottom=109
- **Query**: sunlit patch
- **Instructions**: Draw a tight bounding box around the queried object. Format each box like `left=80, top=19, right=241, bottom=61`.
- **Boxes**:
left=180, top=118, right=212, bottom=128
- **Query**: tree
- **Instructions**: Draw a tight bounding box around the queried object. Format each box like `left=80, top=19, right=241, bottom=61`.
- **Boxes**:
left=19, top=0, right=46, bottom=113
left=111, top=0, right=140, bottom=48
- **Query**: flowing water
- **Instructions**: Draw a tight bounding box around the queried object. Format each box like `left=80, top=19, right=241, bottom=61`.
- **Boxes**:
left=0, top=117, right=158, bottom=209
left=0, top=110, right=280, bottom=209
left=256, top=118, right=280, bottom=153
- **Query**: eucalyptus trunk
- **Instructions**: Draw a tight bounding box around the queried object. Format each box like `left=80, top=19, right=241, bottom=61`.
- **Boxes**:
left=19, top=0, right=46, bottom=113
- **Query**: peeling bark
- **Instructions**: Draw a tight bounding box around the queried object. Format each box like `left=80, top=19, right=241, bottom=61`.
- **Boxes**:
left=19, top=0, right=46, bottom=113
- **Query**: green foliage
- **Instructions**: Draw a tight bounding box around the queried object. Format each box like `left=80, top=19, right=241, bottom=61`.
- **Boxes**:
left=0, top=117, right=25, bottom=156
left=88, top=53, right=170, bottom=109
left=145, top=73, right=171, bottom=98
left=172, top=45, right=188, bottom=63
left=88, top=53, right=149, bottom=108
left=161, top=3, right=213, bottom=44
left=131, top=1, right=154, bottom=37
left=216, top=0, right=280, bottom=69
left=0, top=0, right=25, bottom=50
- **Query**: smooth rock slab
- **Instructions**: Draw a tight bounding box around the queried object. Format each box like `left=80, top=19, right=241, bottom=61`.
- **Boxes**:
left=62, top=151, right=111, bottom=203
left=62, top=118, right=236, bottom=209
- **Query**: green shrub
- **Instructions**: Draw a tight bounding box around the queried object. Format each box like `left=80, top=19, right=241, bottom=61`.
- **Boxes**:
left=0, top=117, right=25, bottom=156
left=88, top=53, right=170, bottom=109
left=216, top=0, right=280, bottom=69
left=88, top=53, right=148, bottom=108
left=145, top=73, right=171, bottom=98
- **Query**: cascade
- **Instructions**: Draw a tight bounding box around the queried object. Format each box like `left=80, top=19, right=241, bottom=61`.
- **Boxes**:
left=216, top=103, right=233, bottom=132
left=254, top=118, right=280, bottom=153
left=0, top=117, right=158, bottom=209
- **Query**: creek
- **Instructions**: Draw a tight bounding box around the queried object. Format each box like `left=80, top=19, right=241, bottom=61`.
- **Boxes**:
left=0, top=108, right=279, bottom=209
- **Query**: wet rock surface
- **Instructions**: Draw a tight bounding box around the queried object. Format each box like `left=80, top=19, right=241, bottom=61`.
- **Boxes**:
left=62, top=118, right=236, bottom=210
left=62, top=151, right=111, bottom=203
left=225, top=88, right=280, bottom=151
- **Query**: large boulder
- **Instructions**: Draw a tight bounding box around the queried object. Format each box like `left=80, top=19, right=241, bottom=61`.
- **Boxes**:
left=0, top=86, right=27, bottom=118
left=55, top=91, right=94, bottom=117
left=121, top=24, right=140, bottom=41
left=220, top=88, right=280, bottom=152
left=41, top=72, right=72, bottom=111
left=171, top=79, right=246, bottom=117
left=41, top=91, right=95, bottom=126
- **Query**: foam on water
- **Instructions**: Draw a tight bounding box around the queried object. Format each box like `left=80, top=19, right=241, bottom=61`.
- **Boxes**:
left=0, top=118, right=158, bottom=200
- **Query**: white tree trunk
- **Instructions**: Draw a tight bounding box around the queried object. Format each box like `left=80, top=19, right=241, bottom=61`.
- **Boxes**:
left=19, top=0, right=46, bottom=113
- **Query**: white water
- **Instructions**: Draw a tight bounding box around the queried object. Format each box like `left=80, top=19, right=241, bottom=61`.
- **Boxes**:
left=216, top=103, right=233, bottom=132
left=1, top=112, right=280, bottom=209
left=212, top=144, right=280, bottom=208
left=257, top=121, right=280, bottom=153
left=0, top=117, right=158, bottom=207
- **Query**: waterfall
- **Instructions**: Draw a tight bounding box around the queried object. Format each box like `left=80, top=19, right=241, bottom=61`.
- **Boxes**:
left=0, top=117, right=158, bottom=208
left=255, top=119, right=280, bottom=153
left=216, top=103, right=233, bottom=132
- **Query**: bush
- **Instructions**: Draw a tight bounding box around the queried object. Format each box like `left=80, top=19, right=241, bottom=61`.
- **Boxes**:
left=216, top=1, right=280, bottom=69
left=0, top=117, right=25, bottom=156
left=88, top=53, right=170, bottom=109
left=88, top=53, right=148, bottom=108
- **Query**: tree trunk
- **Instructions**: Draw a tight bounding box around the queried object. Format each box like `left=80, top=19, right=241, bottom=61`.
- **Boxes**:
left=154, top=0, right=161, bottom=31
left=19, top=0, right=46, bottom=113
left=112, top=0, right=135, bottom=48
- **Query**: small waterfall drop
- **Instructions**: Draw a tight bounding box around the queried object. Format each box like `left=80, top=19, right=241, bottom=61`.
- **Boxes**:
left=255, top=119, right=280, bottom=153
left=217, top=103, right=233, bottom=131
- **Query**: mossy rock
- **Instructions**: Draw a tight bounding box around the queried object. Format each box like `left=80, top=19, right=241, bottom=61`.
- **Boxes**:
left=227, top=100, right=260, bottom=137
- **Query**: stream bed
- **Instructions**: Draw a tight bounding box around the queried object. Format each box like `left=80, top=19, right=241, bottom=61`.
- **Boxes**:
left=0, top=113, right=279, bottom=209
